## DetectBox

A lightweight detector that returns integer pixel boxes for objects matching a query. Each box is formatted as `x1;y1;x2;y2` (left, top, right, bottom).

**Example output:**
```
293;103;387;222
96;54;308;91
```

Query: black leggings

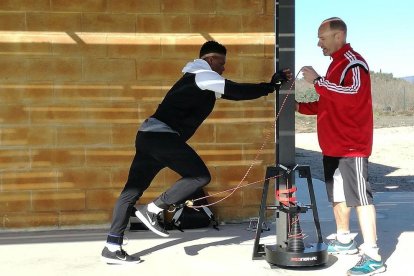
108;131;211;238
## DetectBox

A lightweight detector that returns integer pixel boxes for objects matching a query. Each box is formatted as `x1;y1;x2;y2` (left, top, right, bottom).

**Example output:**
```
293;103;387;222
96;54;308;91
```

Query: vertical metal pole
275;0;280;163
275;0;295;248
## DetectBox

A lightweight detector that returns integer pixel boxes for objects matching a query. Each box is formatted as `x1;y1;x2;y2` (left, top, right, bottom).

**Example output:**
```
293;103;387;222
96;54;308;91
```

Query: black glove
271;68;293;89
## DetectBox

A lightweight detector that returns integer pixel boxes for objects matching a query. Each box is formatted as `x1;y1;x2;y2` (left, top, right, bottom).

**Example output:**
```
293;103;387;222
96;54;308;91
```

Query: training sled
252;164;328;267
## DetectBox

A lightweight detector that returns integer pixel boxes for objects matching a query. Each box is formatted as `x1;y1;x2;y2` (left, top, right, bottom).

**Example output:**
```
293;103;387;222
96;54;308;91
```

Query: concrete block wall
0;0;277;229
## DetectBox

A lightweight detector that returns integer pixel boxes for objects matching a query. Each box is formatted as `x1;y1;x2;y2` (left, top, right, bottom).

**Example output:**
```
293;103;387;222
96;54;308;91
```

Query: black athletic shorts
323;156;373;207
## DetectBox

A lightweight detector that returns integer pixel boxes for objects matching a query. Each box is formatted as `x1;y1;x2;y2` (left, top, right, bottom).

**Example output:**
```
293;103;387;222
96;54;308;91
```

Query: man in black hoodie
101;41;291;264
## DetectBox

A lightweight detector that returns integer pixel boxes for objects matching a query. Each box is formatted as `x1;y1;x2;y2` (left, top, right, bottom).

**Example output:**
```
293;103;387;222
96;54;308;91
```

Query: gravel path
296;126;414;192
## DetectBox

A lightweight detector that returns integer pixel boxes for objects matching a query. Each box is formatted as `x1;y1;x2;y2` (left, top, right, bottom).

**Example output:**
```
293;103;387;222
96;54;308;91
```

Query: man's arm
220;80;274;100
195;69;292;101
296;101;319;115
302;65;369;107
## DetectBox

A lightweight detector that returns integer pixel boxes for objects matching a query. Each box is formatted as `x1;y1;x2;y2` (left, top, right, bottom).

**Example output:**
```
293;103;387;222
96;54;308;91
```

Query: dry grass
294;73;414;133
296;112;414;133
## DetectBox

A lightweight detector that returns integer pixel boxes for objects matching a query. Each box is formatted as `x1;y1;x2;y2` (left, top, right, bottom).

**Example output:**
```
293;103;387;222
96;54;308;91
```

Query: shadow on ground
296;147;414;192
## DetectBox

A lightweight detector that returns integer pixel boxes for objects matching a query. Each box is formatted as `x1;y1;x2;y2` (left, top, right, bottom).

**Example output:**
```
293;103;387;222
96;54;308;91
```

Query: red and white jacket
298;43;373;157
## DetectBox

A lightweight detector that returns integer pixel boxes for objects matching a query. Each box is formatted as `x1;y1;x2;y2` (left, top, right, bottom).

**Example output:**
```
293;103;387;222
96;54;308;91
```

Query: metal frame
252;165;324;259
251;0;328;267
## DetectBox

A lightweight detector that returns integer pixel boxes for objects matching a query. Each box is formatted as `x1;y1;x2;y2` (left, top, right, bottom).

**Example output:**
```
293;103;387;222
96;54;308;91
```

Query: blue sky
296;0;414;78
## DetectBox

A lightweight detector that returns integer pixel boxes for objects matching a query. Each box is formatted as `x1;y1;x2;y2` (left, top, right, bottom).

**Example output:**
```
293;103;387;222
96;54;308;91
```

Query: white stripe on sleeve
194;70;225;96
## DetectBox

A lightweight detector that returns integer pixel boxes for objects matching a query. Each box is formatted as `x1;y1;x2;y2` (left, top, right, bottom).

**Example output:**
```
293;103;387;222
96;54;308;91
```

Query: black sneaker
101;247;141;264
135;205;169;237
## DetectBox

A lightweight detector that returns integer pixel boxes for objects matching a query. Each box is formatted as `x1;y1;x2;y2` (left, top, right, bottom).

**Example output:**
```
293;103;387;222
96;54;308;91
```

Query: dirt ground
295;115;414;192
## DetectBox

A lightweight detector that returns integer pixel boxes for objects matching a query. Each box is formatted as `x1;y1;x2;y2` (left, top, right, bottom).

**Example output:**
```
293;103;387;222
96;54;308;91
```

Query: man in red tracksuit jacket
297;18;385;275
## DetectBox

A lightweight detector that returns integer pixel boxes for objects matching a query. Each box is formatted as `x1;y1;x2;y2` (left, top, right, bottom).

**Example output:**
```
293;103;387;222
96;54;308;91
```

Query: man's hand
270;68;293;91
271;68;293;86
301;66;320;84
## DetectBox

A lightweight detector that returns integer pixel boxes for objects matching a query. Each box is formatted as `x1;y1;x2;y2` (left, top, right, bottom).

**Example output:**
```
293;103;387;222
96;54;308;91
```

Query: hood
182;59;212;73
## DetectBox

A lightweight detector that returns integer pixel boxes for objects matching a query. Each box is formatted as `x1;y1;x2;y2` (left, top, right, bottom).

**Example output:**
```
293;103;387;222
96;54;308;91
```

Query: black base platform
265;242;328;267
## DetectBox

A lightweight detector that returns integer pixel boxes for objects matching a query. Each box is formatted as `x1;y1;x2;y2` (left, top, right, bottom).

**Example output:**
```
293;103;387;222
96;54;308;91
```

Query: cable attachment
277;164;298;178
168;201;188;213
275;164;299;206
168;199;199;213
276;187;297;205
185;199;194;207
185;199;200;211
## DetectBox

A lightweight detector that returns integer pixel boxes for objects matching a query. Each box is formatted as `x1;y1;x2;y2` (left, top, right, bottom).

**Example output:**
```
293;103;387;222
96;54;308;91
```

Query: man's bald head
320;17;347;36
317;17;347;56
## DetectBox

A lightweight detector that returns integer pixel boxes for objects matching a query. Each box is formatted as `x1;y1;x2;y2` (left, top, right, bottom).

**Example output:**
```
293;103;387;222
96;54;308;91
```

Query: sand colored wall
0;0;277;229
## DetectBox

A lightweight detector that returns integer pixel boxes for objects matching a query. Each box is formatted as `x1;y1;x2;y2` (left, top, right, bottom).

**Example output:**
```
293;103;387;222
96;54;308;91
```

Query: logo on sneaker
116;255;126;261
369;263;382;270
146;213;156;226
